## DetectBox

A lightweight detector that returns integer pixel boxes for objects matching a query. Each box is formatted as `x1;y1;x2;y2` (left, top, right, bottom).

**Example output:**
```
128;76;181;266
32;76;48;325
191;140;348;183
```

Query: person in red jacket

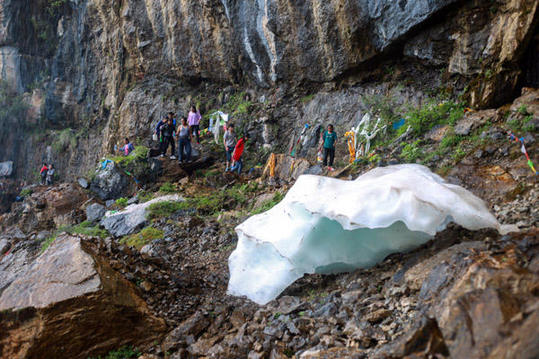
228;134;249;174
40;163;48;185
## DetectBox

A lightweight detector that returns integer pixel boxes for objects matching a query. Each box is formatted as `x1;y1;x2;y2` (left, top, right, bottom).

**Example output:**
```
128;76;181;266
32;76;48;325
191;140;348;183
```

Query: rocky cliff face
0;0;537;181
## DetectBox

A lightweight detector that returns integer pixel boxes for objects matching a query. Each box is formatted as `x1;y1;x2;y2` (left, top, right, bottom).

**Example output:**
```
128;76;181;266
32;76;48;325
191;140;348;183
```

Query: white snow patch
227;164;511;305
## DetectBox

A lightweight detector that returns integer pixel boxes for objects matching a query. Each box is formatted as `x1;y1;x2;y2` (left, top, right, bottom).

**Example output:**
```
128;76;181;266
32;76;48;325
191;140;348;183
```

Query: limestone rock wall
0;0;536;180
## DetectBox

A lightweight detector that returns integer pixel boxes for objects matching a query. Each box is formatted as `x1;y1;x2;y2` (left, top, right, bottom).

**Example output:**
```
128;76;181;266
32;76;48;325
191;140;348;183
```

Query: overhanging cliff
0;0;537;180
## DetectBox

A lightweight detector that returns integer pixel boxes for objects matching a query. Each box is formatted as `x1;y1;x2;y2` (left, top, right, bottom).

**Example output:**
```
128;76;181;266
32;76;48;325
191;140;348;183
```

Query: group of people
155;106;202;163
39;163;55;185
152;105;250;173
121;106;338;175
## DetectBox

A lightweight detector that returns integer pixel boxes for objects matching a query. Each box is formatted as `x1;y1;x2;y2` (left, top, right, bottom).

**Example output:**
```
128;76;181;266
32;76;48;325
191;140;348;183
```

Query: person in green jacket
320;124;337;169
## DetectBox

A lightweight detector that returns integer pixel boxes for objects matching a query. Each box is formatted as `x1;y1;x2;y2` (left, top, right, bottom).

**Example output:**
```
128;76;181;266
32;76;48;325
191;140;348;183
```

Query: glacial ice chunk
227;164;509;305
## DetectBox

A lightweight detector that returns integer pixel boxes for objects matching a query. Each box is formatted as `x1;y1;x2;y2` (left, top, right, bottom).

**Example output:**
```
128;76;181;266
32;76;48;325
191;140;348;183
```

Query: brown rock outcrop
1;183;88;233
0;235;166;359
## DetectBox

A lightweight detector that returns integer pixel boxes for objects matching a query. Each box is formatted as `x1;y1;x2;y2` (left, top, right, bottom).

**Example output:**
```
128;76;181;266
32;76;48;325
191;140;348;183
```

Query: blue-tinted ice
228;164;511;304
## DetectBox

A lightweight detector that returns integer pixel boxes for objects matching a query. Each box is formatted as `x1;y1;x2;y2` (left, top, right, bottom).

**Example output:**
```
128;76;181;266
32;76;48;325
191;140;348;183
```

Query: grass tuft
120;227;164;250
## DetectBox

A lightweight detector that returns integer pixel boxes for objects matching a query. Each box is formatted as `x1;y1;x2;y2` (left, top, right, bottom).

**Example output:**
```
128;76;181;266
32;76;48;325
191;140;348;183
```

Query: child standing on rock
122;137;135;156
40;163;48;185
46;164;55;185
223;124;237;171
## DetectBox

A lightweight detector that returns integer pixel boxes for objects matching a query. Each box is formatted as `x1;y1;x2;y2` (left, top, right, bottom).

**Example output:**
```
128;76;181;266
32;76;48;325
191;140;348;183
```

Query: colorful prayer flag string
508;131;537;175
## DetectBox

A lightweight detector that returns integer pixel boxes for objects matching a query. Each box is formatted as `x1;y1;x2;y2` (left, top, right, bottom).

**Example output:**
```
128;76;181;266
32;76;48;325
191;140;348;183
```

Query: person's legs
169;137;175;157
178;138;185;162
236;158;243;174
323;148;329;166
329;148;335;167
225;148;233;169
160;137;168;155
193;125;200;143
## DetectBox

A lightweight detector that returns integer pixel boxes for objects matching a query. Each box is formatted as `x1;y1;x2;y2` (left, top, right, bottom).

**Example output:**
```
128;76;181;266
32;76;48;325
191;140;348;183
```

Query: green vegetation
227;92;253;116
110;145;149;168
0;81;29;140
51;128;77;153
452;143;467;162
252;192;284;215
203;169;221;178
147;200;189;220
88;346;141;359
40;235;56;252
159;182;176;193
148;183;264;219
120;227;164;250
508;114;535;133
362;94;401;134
115;197;128;208
440;133;463;150
404;101;464;136
400;140;423;162
40;222;109;253
19;188;33;197
47;0;68;16
359;94;469;165
64;221;109;238
138;190;154;203
517;105;528;115
301;94;315;104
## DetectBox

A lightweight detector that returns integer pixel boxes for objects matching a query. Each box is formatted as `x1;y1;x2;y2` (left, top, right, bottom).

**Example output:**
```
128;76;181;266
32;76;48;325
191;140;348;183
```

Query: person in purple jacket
187;105;202;144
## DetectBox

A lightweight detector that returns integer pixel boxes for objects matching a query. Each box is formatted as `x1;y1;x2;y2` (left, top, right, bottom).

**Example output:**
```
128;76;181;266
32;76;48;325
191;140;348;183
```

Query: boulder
0;161;13;177
416;230;539;359
374;315;449;358
454;110;494;136
101;194;183;237
262;154;312;182
0;240;39;300
89;161;132;201
425;124;451;142
77;178;89;189
0;235;166;359
85;203;106;223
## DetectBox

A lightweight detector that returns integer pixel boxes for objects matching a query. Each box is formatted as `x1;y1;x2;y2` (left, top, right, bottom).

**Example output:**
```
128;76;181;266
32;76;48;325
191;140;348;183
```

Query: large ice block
227;164;510;305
